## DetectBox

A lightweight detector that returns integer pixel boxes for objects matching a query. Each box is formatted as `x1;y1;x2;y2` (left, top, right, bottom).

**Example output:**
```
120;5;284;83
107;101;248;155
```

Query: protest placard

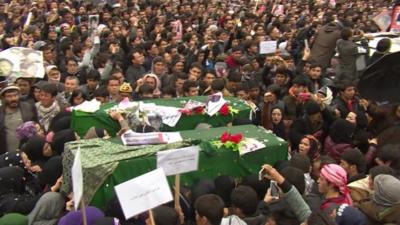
0;47;44;78
157;146;200;176
157;145;199;209
259;41;277;54
72;147;83;211
114;168;173;219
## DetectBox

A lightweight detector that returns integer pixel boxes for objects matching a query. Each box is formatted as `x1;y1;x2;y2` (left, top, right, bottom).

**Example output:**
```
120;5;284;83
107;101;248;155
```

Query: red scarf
346;100;353;112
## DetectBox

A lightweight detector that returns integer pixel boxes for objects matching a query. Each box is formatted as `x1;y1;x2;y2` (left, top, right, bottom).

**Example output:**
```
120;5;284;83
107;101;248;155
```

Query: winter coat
335;39;358;82
323;136;352;162
310;22;342;68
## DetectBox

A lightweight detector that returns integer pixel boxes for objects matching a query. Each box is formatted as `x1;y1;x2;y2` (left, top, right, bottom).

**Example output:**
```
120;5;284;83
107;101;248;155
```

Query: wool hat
318;86;333;105
335;204;368;225
372;174;400;207
0;84;19;96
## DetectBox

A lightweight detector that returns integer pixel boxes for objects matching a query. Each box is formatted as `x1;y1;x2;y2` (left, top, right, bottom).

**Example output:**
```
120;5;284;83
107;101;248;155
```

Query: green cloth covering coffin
71;96;252;137
61;125;288;208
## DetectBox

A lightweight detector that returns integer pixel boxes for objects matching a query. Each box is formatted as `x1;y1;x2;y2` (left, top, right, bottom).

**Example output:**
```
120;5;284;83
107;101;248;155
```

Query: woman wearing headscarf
266;106;287;140
47;112;72;134
51;129;78;155
323;119;355;162
298;135;321;162
0;151;26;169
58;206;105;225
358;174;400;224
28;192;65;225
21;136;52;168
0;151;42;195
37;156;63;192
0;167;41;216
0;213;28;225
318;164;352;211
16;121;45;148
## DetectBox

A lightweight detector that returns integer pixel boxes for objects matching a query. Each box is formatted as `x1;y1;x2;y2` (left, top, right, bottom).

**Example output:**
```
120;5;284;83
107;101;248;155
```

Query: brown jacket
358;201;400;225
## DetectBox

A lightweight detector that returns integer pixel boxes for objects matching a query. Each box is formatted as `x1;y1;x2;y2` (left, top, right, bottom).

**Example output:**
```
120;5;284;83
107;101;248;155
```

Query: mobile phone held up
270;181;279;199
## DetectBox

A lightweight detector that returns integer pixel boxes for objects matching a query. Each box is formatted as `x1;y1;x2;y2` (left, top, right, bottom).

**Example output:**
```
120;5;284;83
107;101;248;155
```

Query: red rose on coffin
219;103;229;116
229;133;243;144
220;131;231;143
193;106;204;114
179;108;192;116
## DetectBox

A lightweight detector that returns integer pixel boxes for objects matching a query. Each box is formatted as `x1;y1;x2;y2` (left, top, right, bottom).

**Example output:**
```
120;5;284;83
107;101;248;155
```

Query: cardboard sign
259;41;277;54
0;47;44;78
72;147;83;210
373;9;392;31
88;15;99;31
391;6;400;32
157;146;200;176
115;168;173;219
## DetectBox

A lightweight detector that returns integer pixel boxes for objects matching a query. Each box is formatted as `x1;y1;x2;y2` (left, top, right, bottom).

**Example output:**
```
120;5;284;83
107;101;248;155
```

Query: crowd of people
0;0;400;224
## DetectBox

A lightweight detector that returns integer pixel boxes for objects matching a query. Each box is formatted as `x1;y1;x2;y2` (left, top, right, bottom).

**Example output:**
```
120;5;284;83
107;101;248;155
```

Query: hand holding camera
259;164;285;184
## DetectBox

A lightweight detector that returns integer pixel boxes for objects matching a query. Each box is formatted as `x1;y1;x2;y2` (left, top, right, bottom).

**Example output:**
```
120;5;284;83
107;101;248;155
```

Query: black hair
241;174;269;201
69;89;88;106
161;86;176;97
230;185;258;217
183;80;198;94
235;83;249;93
377;144;400;165
369;165;394;180
211;78;226;92
280;166;306;195
138;83;155;95
214;175;235;206
318;155;336;169
340;27;353;40
247;80;259;89
336;80;357;92
376;38;391;53
174;72;189;81
153;206;180;225
93;85;108;98
290;154;311;174
194;194;224;225
106;77;120;85
85;69;101;81
190;62;203;71
340;148;366;174
40;83;58;96
143;40;155;52
309;64;323;70
228;70;242;82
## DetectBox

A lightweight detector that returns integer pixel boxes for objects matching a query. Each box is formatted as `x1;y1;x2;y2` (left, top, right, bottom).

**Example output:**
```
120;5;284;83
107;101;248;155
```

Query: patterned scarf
35;101;60;132
320;164;353;206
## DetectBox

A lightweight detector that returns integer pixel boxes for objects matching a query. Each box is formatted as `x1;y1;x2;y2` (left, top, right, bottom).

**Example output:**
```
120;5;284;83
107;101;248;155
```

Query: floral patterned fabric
61;138;191;204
